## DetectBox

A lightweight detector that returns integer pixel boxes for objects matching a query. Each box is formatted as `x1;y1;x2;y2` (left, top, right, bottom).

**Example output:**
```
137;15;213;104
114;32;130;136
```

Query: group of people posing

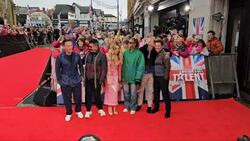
53;26;224;122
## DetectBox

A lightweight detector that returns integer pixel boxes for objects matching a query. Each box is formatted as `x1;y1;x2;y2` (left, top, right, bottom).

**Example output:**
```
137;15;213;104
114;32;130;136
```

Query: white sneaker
76;112;84;119
123;108;129;113
85;111;92;118
98;109;106;117
130;110;136;115
65;115;72;122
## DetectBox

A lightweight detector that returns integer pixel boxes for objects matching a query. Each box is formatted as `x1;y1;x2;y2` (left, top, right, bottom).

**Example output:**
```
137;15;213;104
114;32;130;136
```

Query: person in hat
122;38;145;115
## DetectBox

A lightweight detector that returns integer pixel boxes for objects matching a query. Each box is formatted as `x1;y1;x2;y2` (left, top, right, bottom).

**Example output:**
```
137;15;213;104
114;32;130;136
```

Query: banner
169;55;209;100
193;17;205;38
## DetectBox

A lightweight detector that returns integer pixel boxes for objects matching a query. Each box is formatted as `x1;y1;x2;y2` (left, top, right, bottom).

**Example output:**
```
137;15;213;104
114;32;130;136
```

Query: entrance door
225;0;241;53
237;0;250;98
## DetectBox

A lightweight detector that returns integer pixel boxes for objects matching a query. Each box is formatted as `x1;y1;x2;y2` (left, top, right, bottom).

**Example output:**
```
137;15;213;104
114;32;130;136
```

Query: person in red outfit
187;35;203;55
74;37;90;59
51;41;62;91
171;37;189;58
206;30;224;55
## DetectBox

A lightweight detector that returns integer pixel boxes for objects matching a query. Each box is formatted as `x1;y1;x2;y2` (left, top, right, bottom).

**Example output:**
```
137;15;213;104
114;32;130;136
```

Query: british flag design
169;55;209;100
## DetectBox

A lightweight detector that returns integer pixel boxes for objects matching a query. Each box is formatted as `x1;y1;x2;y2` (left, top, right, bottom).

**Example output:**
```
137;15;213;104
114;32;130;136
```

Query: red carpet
0;99;249;141
0;49;249;140
0;48;51;107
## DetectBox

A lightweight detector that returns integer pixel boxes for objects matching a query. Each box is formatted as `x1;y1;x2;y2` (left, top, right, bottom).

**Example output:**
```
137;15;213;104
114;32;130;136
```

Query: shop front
225;0;250;101
156;0;189;35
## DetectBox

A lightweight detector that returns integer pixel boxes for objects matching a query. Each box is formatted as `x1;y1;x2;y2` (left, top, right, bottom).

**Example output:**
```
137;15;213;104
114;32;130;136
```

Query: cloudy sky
13;0;127;20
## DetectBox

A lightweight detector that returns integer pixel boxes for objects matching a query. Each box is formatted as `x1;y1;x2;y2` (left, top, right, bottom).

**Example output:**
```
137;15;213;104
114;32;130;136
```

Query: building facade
0;0;16;25
127;0;250;101
187;0;229;46
233;0;250;101
16;6;52;27
127;0;136;34
104;14;117;30
29;12;52;27
53;3;104;29
52;4;76;27
128;0;229;46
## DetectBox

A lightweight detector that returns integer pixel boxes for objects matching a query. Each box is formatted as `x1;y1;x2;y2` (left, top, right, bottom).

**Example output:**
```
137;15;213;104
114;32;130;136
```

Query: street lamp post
148;5;154;12
213;12;224;40
4;0;8;25
117;0;119;30
147;5;154;33
184;5;191;12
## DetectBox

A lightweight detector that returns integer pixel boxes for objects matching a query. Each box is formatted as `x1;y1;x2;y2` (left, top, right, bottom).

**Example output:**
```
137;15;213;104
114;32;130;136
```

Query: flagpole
26;5;30;27
57;12;61;35
117;0;119;30
4;0;7;25
90;0;94;33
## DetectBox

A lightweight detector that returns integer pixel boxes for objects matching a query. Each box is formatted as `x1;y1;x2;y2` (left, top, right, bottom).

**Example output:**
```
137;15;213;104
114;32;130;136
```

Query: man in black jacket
56;39;83;122
84;39;107;118
153;38;171;118
137;36;157;113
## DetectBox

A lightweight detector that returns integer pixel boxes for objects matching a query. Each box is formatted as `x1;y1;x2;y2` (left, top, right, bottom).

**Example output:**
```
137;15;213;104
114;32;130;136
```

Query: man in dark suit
56;39;83;122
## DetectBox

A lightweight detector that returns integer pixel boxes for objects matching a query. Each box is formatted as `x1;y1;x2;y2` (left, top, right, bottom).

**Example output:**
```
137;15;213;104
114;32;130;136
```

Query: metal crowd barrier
206;54;240;99
0;35;33;58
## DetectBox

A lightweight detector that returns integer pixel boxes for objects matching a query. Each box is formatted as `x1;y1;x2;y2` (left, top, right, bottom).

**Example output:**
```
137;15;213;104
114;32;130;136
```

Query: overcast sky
13;0;127;20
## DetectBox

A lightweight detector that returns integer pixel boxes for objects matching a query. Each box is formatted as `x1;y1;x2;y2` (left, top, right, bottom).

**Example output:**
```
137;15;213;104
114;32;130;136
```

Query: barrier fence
0;35;32;58
206;54;240;99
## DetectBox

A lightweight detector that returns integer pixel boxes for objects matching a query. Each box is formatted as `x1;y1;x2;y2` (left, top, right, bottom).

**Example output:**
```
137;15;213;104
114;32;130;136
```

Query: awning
151;0;161;4
157;0;187;11
133;1;145;16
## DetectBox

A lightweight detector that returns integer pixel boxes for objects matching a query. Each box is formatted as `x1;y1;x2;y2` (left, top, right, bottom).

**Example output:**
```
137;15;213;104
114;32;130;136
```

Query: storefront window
158;2;189;36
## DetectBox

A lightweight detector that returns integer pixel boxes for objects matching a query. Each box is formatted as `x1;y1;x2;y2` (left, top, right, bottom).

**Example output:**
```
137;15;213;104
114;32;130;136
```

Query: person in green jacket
122;38;145;115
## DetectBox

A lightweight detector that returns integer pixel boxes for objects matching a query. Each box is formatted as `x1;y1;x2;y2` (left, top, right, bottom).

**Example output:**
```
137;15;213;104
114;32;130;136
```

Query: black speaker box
33;86;56;106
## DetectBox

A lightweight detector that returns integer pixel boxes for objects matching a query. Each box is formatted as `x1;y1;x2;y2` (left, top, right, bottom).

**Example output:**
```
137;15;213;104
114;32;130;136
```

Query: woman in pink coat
104;44;123;115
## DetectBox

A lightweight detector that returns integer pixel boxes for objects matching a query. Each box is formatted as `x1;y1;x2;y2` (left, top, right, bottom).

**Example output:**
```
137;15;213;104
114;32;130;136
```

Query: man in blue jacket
56;39;83;122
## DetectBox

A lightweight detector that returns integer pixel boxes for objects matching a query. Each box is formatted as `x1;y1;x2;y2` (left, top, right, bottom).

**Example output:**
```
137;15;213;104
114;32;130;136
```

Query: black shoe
165;113;170;118
147;107;152;113
136;105;142;111
151;108;159;113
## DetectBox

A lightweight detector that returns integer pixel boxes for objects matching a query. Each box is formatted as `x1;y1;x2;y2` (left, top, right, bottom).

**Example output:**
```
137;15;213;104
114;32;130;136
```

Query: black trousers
153;76;171;114
85;79;103;111
61;83;82;115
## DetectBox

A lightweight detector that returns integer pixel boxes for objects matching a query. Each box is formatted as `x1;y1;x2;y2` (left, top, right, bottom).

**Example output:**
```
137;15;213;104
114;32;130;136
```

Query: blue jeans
123;82;137;111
